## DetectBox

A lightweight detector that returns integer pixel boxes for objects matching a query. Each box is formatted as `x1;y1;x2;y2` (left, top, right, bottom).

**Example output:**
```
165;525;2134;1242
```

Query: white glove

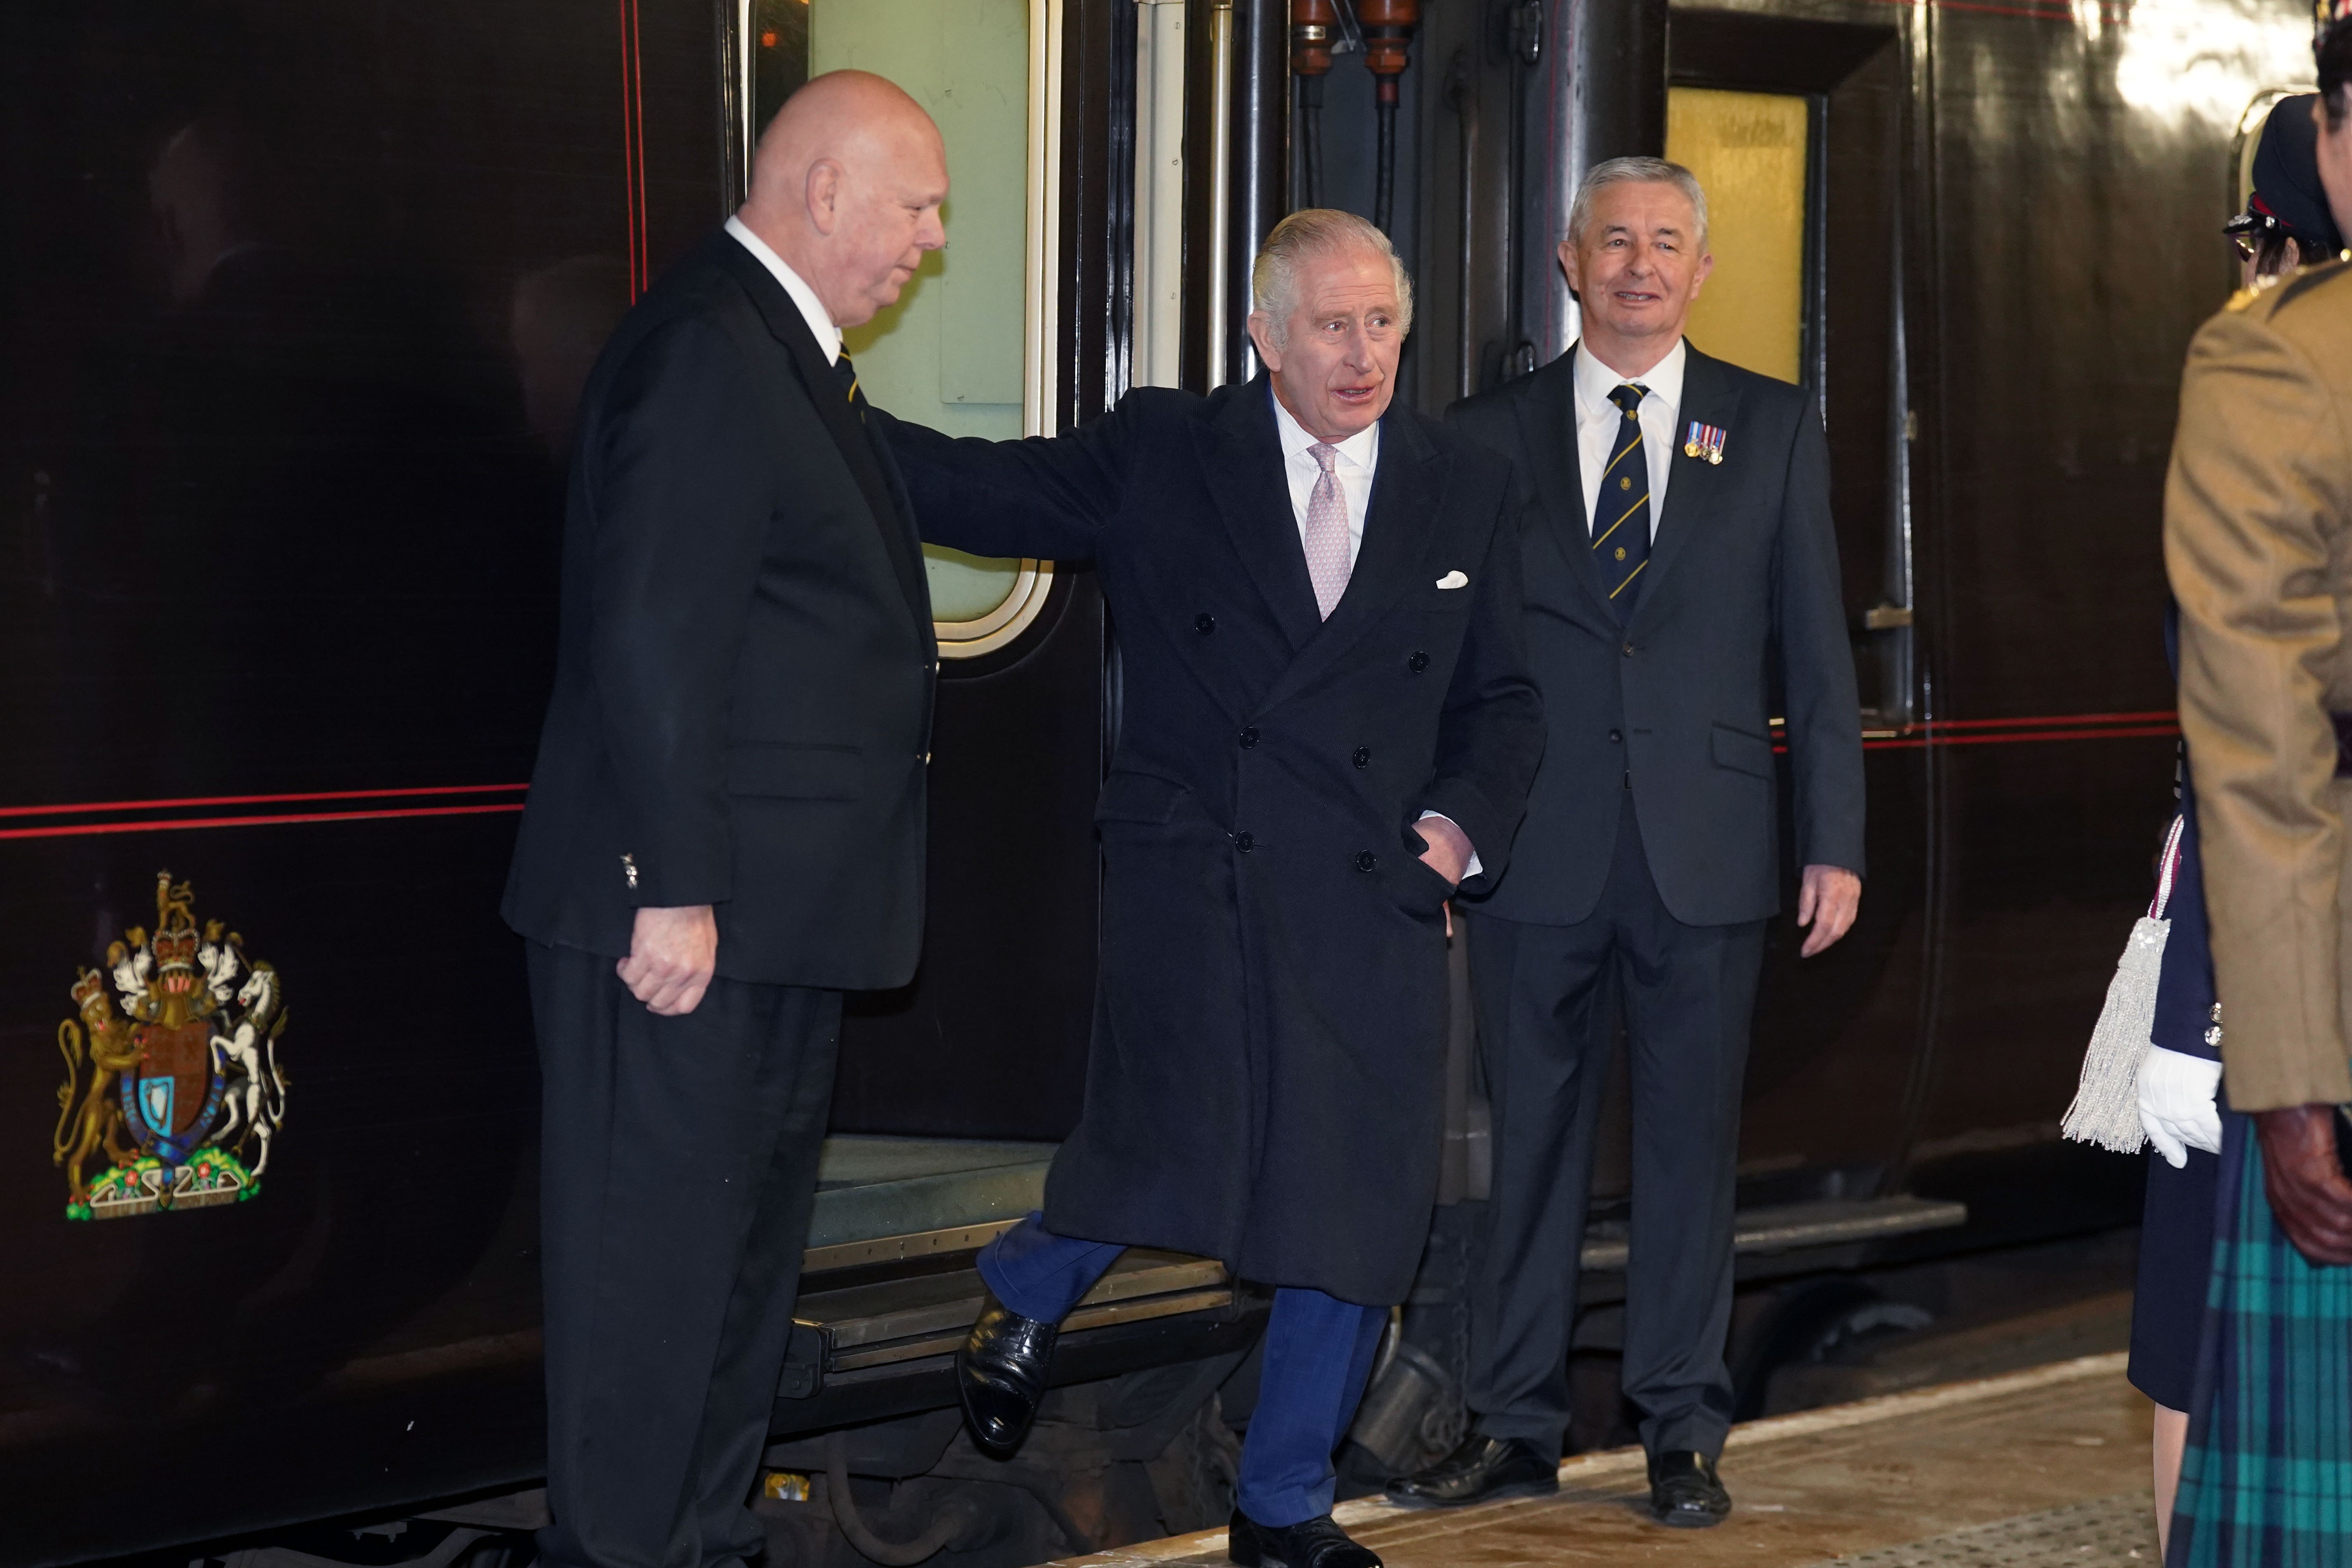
2138;1045;2224;1168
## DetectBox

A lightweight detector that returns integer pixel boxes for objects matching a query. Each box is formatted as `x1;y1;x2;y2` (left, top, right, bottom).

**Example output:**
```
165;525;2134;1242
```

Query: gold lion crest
52;871;289;1220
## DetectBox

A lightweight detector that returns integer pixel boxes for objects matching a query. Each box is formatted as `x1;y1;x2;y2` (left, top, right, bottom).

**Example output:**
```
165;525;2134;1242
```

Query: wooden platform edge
1050;1349;2134;1565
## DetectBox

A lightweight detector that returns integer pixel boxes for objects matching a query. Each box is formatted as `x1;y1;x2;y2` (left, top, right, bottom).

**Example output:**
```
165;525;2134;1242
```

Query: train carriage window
1667;87;1812;386
750;0;1056;657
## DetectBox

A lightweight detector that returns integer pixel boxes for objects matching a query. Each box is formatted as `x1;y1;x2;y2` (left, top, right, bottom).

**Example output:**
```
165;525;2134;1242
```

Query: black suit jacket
1448;344;1863;926
874;379;1543;1304
502;230;935;988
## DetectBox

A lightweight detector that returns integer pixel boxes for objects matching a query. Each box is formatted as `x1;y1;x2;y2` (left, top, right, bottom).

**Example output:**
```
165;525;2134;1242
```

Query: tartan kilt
2169;1109;2352;1566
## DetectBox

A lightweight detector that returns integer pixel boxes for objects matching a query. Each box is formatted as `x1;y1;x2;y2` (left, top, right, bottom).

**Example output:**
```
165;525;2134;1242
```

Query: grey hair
1250;208;1415;347
1566;157;1709;251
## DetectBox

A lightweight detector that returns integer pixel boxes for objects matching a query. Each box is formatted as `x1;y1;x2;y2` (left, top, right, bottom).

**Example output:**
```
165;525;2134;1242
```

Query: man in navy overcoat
873;209;1542;1568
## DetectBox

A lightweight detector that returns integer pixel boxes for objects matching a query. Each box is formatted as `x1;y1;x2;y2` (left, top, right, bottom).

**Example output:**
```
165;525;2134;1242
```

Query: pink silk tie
1303;443;1353;620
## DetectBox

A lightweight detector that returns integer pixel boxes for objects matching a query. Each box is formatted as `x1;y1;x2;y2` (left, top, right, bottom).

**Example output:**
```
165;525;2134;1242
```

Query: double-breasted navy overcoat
875;377;1544;1304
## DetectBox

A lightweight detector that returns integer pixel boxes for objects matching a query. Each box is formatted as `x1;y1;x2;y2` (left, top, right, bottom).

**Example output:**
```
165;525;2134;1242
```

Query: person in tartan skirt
2163;12;2352;1561
2130;97;2351;1559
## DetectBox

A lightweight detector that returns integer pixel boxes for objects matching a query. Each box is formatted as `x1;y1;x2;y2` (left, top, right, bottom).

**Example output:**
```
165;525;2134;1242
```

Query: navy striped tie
1596;383;1652;617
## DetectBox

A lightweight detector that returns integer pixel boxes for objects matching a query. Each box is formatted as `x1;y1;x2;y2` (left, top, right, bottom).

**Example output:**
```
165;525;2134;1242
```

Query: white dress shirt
725;215;842;365
1573;337;1686;541
1272;386;1379;568
1266;386;1479;878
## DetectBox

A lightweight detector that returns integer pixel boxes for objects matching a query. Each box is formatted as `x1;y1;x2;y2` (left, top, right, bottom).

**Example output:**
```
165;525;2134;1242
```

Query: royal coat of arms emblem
51;871;288;1220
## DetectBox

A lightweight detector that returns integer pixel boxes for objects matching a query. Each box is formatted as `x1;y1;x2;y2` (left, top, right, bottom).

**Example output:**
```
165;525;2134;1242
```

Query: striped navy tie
1596;382;1652;617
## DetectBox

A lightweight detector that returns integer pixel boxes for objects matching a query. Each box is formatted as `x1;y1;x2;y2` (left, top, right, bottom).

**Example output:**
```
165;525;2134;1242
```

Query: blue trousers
978;1214;1387;1527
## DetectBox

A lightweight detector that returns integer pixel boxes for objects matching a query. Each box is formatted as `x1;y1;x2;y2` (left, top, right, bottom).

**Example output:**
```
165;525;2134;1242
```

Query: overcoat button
1195;612;1216;634
1236;832;1255;853
1621;643;1635;657
1239;726;1260;748
1352;747;1371;768
1409;651;1430;672
1355;850;1377;871
1608;729;1622;744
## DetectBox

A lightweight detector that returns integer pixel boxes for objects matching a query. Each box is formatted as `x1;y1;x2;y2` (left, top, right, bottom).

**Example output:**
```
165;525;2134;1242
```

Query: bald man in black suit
502;74;946;1568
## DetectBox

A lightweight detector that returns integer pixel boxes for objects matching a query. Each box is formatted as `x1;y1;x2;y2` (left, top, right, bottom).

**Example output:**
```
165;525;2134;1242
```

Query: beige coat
2168;258;2352;1111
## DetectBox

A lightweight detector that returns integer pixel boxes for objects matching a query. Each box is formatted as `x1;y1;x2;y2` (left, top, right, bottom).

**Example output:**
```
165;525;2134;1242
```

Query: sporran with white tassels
2061;813;2187;1154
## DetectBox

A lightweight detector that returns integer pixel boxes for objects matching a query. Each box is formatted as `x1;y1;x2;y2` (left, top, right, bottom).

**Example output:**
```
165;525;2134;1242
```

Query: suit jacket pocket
1381;825;1458;918
1709;723;1776;780
727;743;864;800
1095;770;1192;825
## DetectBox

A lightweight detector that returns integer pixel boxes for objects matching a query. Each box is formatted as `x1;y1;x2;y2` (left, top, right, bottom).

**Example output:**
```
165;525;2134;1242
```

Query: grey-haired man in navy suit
1391;158;1866;1525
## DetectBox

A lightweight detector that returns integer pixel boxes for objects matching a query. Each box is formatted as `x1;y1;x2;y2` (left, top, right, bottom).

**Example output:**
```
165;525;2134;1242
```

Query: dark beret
2251;93;2346;258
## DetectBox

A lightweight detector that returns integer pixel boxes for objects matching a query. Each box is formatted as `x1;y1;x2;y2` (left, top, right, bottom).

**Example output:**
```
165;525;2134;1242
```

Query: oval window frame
936;0;1064;658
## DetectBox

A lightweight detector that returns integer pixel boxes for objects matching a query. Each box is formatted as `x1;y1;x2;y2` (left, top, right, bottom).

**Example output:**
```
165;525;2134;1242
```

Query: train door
1659;12;1937;1211
738;0;1109;1142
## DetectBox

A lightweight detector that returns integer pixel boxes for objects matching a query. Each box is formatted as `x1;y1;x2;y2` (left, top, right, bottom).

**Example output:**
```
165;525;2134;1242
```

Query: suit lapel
1262;406;1450;710
1192;378;1323;652
710;234;933;638
1513;354;1620;623
1632;346;1746;622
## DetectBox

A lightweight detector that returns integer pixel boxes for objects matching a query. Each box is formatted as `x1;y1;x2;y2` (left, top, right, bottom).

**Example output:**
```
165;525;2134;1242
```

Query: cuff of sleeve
621;839;733;909
1413;781;1502;884
1797;836;1868;883
2221;1048;2352;1113
1416;810;1482;880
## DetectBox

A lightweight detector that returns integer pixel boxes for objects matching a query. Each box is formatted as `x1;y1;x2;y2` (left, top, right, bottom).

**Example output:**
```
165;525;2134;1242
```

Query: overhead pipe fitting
1358;0;1419;234
1290;0;1339;208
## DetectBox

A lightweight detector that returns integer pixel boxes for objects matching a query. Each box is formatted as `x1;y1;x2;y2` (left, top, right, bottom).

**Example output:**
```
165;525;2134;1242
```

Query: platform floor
1056;1351;2159;1567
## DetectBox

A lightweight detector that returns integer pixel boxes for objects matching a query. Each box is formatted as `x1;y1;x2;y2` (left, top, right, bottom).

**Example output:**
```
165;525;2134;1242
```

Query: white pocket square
1436;570;1469;590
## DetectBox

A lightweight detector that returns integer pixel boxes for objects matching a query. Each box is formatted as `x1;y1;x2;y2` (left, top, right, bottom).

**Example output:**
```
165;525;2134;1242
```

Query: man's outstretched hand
1796;865;1862;957
2254;1103;2352;1265
619;904;718;1016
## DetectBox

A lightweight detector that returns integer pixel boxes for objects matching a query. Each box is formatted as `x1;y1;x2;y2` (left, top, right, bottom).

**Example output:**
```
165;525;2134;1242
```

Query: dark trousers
1463;805;1764;1460
978;1215;1388;1526
526;940;841;1568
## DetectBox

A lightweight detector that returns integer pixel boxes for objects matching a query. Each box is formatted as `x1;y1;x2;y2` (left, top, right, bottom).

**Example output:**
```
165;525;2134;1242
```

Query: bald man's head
739;70;947;330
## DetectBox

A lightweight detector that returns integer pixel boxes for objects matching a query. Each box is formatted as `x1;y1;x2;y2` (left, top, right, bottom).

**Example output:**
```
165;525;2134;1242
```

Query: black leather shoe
955;1291;1059;1456
1384;1434;1559;1508
1648;1450;1731;1527
1226;1510;1380;1568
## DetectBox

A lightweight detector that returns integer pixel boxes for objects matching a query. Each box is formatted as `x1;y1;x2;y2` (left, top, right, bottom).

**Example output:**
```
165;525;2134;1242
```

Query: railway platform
1051;1351;2158;1568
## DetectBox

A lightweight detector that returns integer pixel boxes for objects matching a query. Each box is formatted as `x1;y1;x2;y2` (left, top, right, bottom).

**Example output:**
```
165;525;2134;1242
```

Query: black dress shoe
1226;1510;1380;1568
1648;1449;1731;1527
955;1291;1059;1456
1384;1434;1559;1508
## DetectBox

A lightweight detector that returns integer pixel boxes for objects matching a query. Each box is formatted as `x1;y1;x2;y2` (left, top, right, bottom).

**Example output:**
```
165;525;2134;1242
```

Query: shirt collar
1573;336;1687;417
724;215;842;365
1269;380;1381;472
